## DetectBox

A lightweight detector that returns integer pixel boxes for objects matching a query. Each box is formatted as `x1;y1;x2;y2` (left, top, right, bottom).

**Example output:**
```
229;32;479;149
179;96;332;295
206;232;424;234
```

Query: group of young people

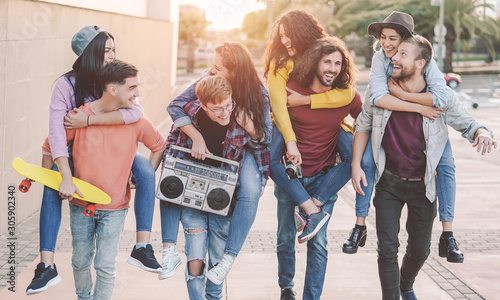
25;9;496;300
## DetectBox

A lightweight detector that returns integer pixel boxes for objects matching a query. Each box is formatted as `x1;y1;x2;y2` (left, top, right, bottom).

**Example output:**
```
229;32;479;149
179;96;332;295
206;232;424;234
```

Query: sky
180;0;266;31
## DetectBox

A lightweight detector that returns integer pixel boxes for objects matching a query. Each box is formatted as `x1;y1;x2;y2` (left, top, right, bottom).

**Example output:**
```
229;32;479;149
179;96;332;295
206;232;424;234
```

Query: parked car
444;73;462;89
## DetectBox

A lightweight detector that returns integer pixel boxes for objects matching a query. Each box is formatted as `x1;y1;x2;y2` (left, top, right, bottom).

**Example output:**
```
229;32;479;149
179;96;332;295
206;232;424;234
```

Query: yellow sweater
267;59;356;143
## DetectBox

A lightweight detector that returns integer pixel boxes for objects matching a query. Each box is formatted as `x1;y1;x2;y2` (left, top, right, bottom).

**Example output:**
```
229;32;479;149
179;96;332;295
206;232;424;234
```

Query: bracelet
87;115;90;127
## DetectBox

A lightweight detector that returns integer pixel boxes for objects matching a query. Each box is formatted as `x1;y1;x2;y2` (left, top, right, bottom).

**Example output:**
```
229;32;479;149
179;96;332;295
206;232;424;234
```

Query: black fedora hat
368;11;414;39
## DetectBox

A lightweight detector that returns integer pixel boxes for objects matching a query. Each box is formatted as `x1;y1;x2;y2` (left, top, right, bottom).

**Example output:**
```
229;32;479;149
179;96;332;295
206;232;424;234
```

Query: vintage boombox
156;145;240;216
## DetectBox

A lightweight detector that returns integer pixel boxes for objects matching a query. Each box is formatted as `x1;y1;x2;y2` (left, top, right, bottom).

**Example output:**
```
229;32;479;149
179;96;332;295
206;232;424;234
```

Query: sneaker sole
206;270;224;285
127;256;162;273
158;260;182;280
298;213;330;244
294;212;306;232
26;275;62;295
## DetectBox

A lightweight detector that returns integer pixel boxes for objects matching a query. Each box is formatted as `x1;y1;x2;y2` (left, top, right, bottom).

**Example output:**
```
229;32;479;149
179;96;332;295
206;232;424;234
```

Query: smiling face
103;38;116;65
380;27;403;59
112;76;140;109
279;24;297;57
316;51;343;88
201;96;233;126
391;42;421;81
211;53;233;80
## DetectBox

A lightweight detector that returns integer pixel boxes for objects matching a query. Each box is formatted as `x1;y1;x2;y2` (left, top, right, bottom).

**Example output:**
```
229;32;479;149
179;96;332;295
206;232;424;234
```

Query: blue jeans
160;151;261;258
131;152;156;232
69;204;127;300
336;130;376;217
180;207;230;300
39;152;155;252
269;126;351;206
275;184;337;300
436;140;456;222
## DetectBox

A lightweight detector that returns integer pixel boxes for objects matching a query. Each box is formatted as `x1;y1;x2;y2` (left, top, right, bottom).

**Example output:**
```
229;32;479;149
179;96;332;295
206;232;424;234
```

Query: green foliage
242;10;269;39
178;8;210;42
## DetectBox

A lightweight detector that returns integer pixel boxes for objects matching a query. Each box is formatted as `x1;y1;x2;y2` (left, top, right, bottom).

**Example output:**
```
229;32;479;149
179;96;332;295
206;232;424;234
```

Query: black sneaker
280;288;297;300
127;244;162;273
26;262;61;295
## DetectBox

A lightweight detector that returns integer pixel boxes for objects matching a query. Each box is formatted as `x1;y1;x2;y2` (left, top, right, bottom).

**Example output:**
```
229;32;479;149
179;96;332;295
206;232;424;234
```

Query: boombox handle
170;145;240;172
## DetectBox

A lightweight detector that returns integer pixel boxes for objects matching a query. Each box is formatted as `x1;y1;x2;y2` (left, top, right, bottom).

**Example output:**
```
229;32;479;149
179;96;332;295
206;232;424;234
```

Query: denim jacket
369;49;448;108
357;87;494;202
166;70;273;146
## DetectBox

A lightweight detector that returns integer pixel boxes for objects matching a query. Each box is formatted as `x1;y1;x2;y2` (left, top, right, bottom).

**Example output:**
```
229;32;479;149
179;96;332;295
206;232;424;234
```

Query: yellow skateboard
12;157;111;217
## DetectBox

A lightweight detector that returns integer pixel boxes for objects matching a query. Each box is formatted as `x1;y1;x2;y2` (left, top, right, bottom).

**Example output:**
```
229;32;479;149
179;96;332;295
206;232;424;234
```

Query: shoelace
162;250;178;269
34;265;50;278
144;248;156;259
447;237;460;250
211;257;233;277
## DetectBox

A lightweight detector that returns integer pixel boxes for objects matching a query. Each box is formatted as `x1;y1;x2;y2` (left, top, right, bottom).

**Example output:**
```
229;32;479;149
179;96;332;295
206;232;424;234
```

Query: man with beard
273;36;362;300
351;35;496;300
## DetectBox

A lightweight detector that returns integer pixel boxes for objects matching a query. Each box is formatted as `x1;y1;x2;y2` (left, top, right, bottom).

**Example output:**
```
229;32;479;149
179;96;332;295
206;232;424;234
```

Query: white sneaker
206;254;234;285
158;246;181;280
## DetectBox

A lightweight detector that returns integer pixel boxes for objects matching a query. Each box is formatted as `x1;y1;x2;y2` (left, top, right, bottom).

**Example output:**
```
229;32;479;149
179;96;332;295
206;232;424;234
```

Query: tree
242;10;269;39
330;0;500;72
330;0;409;67
440;0;500;72
179;6;210;73
241;0;290;40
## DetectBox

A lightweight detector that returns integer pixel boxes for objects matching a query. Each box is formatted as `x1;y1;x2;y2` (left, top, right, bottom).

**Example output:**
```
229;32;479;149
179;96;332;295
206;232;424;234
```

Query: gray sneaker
158;246;181;280
297;208;330;244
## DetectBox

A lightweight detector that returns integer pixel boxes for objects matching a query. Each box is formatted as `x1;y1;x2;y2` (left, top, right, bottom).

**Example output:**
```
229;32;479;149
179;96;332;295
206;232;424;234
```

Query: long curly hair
291;36;358;89
214;42;267;141
263;10;327;80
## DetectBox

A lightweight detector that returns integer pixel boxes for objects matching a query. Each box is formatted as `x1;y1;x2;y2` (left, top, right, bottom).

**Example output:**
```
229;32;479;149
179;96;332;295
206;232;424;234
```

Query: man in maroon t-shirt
352;35;496;300
274;36;362;299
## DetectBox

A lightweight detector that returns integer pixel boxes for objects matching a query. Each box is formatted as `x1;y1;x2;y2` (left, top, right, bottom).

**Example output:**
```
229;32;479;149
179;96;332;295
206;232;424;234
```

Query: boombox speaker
156;145;239;216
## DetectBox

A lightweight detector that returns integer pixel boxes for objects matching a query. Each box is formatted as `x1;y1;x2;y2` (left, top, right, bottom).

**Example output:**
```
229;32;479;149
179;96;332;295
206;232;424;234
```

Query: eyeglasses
206;100;236;116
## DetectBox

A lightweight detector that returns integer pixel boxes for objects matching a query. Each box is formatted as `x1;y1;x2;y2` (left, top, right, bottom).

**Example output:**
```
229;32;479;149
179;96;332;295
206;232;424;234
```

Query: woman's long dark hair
64;31;114;107
215;42;267;141
263;10;327;80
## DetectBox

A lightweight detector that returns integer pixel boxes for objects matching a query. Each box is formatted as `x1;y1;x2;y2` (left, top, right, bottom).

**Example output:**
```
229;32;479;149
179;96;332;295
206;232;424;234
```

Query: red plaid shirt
164;100;270;187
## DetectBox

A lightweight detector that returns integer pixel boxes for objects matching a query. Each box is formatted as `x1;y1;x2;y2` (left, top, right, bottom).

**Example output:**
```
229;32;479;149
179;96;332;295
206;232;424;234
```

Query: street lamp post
431;0;446;71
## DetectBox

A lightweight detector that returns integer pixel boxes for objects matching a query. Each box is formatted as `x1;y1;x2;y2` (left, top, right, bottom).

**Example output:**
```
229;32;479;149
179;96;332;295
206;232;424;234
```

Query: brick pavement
1;187;498;299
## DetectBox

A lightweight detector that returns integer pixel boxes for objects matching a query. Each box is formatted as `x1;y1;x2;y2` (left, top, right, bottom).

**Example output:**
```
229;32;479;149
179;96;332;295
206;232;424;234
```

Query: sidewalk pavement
1;70;499;299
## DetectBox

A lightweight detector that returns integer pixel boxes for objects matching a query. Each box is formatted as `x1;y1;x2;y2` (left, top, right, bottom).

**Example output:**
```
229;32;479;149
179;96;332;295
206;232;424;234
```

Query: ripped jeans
180;207;231;300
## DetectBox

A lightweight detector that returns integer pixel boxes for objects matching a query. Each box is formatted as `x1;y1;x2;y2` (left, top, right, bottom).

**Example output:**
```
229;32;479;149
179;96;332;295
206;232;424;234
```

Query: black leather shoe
439;235;464;263
280;288;296;300
342;226;367;254
401;289;417;300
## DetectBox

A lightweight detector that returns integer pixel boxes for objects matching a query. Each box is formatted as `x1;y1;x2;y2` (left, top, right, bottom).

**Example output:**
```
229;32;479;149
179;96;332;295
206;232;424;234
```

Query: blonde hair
195;75;232;105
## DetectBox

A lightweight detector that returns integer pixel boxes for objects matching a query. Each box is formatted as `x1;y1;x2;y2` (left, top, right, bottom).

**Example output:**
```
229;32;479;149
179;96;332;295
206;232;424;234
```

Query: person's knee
187;259;205;277
132;156;155;181
360;151;376;171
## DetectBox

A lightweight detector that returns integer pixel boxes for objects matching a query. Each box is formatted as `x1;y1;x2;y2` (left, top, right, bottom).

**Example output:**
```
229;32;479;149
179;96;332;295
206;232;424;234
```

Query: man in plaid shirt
158;75;270;299
164;94;270;184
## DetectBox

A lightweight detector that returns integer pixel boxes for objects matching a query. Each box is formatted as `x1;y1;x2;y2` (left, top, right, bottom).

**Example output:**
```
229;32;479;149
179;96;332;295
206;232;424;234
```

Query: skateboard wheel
84;204;96;217
19;179;32;193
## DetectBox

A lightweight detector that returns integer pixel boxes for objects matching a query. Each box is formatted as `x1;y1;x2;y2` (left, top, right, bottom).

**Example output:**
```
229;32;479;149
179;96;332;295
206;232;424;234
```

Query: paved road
1;70;499;299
